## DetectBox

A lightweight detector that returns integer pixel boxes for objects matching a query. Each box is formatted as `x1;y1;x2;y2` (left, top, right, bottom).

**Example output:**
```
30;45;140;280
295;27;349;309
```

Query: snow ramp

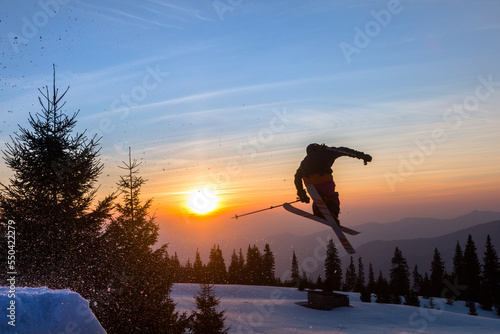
0;286;106;333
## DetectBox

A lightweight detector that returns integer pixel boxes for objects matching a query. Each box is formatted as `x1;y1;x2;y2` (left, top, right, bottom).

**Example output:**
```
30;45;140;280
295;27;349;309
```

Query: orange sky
2;0;500;265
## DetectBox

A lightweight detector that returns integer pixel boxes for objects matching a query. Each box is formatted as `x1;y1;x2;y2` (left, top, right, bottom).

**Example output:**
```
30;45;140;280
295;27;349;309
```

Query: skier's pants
303;174;340;223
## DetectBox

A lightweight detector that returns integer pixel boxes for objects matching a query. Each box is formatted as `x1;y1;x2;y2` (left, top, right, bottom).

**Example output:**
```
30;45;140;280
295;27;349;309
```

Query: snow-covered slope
172;283;499;333
0;287;106;334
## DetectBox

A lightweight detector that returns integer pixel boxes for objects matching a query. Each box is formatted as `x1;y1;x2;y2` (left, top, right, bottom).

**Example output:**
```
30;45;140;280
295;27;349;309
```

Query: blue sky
1;0;500;246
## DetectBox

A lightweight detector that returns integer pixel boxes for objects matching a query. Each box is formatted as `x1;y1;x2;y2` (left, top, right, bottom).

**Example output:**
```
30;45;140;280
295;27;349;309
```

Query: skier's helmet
306;143;325;155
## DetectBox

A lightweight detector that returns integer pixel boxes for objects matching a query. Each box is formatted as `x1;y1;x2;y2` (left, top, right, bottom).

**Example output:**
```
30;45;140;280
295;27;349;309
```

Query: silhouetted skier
294;143;372;224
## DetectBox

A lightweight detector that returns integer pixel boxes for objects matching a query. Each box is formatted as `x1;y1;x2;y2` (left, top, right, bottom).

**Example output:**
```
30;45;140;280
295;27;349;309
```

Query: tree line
294;236;499;316
168;243;277;286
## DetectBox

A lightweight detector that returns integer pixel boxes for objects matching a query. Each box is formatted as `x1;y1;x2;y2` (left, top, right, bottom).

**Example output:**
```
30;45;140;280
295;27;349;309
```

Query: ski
305;184;357;254
282;203;360;235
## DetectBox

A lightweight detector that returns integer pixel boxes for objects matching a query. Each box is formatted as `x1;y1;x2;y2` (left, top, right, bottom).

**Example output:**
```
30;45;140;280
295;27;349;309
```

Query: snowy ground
172;283;500;334
0;286;106;334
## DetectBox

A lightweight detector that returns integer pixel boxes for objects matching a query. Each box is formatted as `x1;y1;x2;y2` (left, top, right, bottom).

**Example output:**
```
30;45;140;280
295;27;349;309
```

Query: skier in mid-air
294;143;372;225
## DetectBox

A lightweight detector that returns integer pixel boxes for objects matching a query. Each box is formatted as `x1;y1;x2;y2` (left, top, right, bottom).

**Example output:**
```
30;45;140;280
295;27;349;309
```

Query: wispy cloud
133;76;332;108
75;0;212;29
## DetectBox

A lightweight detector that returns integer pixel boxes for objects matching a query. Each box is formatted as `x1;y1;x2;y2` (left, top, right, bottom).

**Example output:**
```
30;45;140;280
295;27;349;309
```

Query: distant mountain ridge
348;210;500;246
345;219;500;279
265;210;500;280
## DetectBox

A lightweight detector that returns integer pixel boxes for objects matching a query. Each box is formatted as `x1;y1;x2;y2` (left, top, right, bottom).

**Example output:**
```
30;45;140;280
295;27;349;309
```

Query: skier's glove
363;154;372;165
297;189;310;203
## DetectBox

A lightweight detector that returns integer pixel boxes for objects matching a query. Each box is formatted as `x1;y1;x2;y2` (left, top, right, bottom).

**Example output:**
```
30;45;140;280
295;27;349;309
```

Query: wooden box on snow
307;290;349;310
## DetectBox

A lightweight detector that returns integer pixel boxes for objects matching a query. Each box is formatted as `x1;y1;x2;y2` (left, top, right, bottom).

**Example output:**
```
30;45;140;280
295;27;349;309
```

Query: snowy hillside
0;287;106;334
172;283;499;333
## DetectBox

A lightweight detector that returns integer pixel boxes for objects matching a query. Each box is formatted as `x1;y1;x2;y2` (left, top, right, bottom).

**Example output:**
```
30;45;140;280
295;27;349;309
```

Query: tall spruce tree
290;251;300;286
375;271;390;304
480;235;500;310
344;256;357;292
412;265;423;295
356;257;366;292
0;67;113;290
246;244;263;285
430;248;445;297
262;243;276;285
97;149;186;333
171;252;182;282
228;249;241;284
238;248;245;281
389;247;410;299
193;249;205;283
367;263;376;293
421;272;432;299
207;244;227;284
184;259;195;283
324;239;342;292
462;235;481;302
452;241;464;282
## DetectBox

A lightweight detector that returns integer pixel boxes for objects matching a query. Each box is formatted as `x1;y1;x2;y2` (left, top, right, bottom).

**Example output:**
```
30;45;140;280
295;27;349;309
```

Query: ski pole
232;199;300;220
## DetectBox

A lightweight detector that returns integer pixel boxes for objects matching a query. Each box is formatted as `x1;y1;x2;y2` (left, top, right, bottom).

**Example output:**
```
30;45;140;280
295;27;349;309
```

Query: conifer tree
98;149;186;333
462;235;481;302
412;265;423;295
0;67;114;290
290;251;300;286
246;245;263;285
193;249;205;283
421;273;432;299
238;248;245;282
404;290;420;307
207;244;227;284
262;243;276;285
344;256;357;292
315;275;323;290
375;271;390;304
452;241;464;283
468;301;478;316
359;286;372;303
389;247;410;299
356;257;366;292
430;248;445;297
190;284;229;334
324;239;342;292
427;297;436;309
228;249;241;284
184;259;194;283
367;263;376;293
480;235;500;310
170;252;182;282
299;270;309;291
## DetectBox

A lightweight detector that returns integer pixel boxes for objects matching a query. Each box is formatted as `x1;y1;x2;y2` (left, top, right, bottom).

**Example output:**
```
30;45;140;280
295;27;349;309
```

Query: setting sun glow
186;187;219;215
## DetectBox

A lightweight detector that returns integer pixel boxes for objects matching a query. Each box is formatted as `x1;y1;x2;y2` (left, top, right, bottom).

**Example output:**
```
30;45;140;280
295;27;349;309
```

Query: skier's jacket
294;144;367;191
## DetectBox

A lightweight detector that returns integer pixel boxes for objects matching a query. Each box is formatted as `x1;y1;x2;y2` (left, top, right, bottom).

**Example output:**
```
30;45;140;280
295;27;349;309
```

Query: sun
186;186;219;215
